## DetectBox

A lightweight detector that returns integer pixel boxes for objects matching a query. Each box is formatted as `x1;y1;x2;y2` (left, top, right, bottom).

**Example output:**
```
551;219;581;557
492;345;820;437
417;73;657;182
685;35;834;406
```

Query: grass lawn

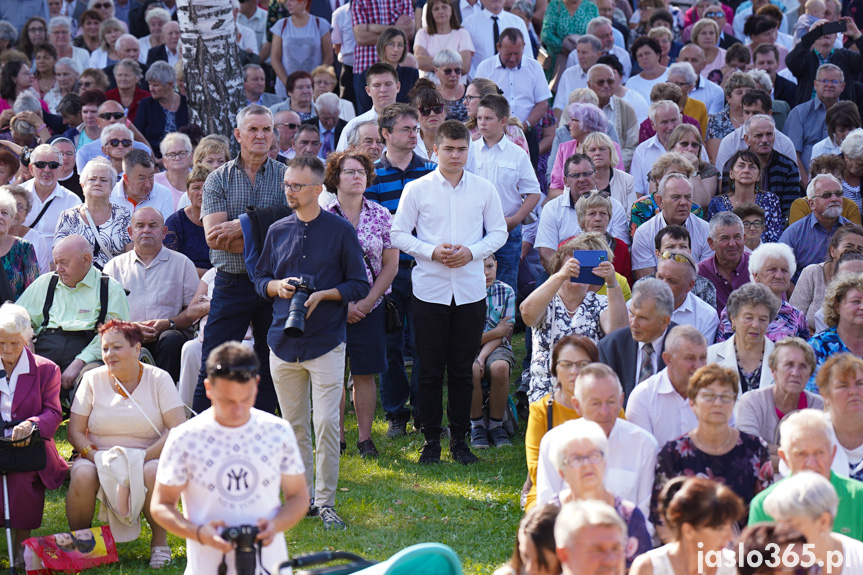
17;334;529;575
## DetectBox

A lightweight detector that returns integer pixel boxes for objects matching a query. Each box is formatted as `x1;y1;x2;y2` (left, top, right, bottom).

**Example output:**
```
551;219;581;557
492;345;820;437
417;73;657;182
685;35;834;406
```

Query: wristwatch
168;318;176;331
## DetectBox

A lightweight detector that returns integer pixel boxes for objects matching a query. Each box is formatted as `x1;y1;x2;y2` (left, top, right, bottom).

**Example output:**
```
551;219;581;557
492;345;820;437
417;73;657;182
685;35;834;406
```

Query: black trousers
412;296;486;442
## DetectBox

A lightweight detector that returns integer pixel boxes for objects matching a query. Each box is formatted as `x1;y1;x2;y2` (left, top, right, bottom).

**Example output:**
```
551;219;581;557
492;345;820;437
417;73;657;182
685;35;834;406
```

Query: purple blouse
715;300;810;343
325;197;393;309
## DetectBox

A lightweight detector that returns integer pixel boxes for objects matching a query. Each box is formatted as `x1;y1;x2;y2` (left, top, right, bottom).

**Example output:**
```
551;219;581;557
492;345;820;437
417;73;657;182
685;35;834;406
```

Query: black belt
399;260;416;269
41;328;95;337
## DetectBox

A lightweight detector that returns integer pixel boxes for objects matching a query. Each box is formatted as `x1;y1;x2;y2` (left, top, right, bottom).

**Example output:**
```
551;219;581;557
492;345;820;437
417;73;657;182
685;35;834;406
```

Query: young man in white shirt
392;120;508;465
151;342;309;575
471;94;540;293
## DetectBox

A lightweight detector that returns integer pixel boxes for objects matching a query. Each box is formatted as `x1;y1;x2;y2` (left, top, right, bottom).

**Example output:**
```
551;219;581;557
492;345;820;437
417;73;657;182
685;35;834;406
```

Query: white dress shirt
336;108;377;151
391;168;508;305
238;6;268;51
536;418;658;518
672;292;719;344
631;135;708;197
714;126;796;173
632;212;714;271
22;180;82;247
459;0;483;20
474;55;551;122
690;76;726;115
534;191;629;250
331;2;356;67
553;60;590;113
462;8;532;78
470;135;539;217
0;351;29;428
110;180;175;222
626;368;698;449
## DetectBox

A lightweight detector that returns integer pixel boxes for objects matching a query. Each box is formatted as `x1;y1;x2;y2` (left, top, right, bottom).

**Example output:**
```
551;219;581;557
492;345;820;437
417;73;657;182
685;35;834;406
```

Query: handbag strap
82;206;112;261
112;369;163;438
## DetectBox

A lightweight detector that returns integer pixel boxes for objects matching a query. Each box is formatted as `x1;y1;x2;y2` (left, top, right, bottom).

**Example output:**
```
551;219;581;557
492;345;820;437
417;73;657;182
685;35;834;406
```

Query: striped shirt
350;0;413;72
758;151;802;218
486;280;516;349
201;155;287;274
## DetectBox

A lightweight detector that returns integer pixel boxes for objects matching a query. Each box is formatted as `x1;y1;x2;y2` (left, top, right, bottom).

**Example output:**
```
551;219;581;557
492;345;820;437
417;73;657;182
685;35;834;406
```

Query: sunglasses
419;104;445;116
108;139;132;148
440;67;462;75
275;122;299;130
704;11;723;17
209;362;259;381
32;161;60;169
92;2;111;8
660;250;696;270
99;112;124;120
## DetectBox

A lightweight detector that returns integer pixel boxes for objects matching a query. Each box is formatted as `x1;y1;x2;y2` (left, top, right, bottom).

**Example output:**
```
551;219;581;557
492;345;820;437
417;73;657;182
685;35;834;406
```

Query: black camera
284;276;316;338
221;525;260;575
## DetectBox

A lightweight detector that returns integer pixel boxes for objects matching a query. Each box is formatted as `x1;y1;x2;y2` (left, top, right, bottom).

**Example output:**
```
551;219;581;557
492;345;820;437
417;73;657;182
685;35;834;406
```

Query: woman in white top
137;8;170;64
763;471;863;574
43;57;81;115
88;18;125;70
270;0;333;99
692;18;725;78
630;476;742;575
413;0;473;84
811;102;860;167
579;131;636;211
154;132;192;210
626;37;669;104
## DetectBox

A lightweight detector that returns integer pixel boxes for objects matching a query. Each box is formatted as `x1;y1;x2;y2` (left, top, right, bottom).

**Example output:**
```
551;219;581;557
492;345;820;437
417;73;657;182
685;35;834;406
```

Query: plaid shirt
350;0;413;72
485;280;516;349
201;155;287;274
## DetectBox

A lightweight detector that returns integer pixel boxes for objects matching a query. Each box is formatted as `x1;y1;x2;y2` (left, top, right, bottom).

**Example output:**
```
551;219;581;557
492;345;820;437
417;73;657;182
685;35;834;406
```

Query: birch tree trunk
175;0;244;151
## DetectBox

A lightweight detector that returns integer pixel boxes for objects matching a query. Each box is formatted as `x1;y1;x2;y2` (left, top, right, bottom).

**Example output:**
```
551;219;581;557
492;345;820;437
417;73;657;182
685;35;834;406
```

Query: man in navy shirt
255;155;368;531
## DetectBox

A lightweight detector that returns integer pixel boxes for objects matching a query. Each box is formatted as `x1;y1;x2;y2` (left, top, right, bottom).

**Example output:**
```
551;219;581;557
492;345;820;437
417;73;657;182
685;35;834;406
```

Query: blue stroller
279;543;462;575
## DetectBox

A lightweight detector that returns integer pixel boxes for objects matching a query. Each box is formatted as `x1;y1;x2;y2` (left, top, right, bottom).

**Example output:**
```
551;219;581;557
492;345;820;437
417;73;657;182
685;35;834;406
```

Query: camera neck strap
217;541;270;575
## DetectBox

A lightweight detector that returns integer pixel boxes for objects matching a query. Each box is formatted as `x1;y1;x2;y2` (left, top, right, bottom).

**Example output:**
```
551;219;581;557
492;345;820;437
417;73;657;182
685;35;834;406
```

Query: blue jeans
495;225;521;294
193;271;278;414
379;266;419;422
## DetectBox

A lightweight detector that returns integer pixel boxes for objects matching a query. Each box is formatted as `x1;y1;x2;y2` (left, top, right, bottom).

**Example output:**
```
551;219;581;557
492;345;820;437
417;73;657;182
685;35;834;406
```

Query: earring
730;179;735;194
754;180;759;192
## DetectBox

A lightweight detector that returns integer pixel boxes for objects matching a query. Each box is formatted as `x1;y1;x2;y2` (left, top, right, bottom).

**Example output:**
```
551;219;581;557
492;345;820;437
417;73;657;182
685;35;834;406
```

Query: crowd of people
4;0;863;572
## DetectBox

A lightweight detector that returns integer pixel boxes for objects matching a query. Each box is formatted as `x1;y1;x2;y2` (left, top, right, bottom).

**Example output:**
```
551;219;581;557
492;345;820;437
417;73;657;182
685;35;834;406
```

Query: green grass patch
13;335;529;574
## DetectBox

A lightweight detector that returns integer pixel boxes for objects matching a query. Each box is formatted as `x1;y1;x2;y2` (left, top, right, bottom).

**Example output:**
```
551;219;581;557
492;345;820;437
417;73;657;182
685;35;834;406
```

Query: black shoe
419;439;441;464
357;438;379;458
307;498;319;517
340;441;346;454
385;419;407;439
450;439;479;465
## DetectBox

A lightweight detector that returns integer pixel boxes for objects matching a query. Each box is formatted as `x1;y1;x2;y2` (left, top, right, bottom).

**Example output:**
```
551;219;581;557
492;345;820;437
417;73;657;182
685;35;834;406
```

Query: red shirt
105;86;151;123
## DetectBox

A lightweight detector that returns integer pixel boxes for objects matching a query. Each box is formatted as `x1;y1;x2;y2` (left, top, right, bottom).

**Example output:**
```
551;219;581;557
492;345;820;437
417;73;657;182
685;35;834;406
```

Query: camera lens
284;289;310;338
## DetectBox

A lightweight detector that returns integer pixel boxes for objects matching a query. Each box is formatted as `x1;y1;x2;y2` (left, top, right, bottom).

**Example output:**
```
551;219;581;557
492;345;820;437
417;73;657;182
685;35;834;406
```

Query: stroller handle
279;551;371;568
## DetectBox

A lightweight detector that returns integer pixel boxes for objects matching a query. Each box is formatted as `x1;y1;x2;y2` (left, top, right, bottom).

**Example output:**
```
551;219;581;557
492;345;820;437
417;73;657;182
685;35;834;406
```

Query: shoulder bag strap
96;274;110;328
82;206;112;261
41;274;60;329
546;394;555;432
29;197;56;229
111;371;163;438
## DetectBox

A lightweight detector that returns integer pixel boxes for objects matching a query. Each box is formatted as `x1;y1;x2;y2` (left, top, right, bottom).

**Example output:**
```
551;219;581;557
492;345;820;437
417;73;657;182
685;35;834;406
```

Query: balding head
97;100;125;128
53;235;93;287
129;207;167;255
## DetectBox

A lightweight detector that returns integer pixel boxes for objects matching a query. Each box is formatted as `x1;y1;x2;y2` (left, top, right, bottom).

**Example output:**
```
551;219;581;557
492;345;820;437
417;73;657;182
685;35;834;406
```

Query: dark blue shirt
254;209;369;362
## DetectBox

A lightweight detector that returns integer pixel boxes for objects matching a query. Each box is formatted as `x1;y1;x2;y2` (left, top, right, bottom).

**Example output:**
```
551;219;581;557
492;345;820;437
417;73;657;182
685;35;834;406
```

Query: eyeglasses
99;112;124;120
556;359;591;371
565;170;595;180
817;78;842;86
210;362;258;381
92;2;111;8
816;190;844;199
385;42;405;49
31;161;60;169
676;141;700;149
165;150;189;160
440;67;462;75
463;94;481;103
284;182;319;192
341;168;365;177
393;125;420;134
563;451;604;468
704;11;724;17
660;251;696;270
79;81;94;89
697;390;736;404
419;104;445;116
742;219;764;229
275;122;299;130
107;139;132;148
669;80;692;88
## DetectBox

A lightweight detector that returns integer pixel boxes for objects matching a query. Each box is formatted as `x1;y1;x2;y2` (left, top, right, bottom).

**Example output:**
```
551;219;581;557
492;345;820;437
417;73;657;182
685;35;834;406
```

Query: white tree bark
175;0;245;149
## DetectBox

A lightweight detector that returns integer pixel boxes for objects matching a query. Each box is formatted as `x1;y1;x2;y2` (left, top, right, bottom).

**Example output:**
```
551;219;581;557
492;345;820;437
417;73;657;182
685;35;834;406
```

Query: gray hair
709;211;744;239
99;123;133;147
159;131;193;156
48;16;72;33
554;500;627;550
13;93;42;116
743;113;775;137
841;128;863;161
747;69;773;93
587;63;615;82
347;120;379;146
31;144;62;164
80;156;117;186
0;303;33;342
115;58;143;81
665;324;707;352
573;363;624;405
242;63;264;81
432;48;462;68
0;22;17;47
145;7;171;26
667;62;697;85
631;277;674;318
145;60;176;85
550;418;609;474
749;242;797;278
726;282;781;324
587;16;613;35
817;63;845;83
648;100;680;125
236;103;274;131
114;33;138;52
122;148;154;173
778;408;834;458
55;57;82;76
576;34;602;53
512;0;534;20
0;189;18;227
806;173;842;200
763;471;839;522
315;92;341;114
657;172;692;198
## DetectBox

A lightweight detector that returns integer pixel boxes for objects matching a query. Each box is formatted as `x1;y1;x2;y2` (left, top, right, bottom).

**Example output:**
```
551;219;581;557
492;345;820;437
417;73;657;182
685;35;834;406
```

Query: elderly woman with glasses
716;243;809;343
54;157;131;269
154;132;192;210
7;184;50;273
414;0;473;82
705;72;756;162
521;233;627;402
578;131;636;212
650;364;773;528
411;81;447;162
808;274;863;389
105;59;150;123
47;16;90;72
574;192;632;283
431;49;469;122
133;61;189;157
549;418;651;567
99;123;134;176
0;186;38;298
763;471;863;571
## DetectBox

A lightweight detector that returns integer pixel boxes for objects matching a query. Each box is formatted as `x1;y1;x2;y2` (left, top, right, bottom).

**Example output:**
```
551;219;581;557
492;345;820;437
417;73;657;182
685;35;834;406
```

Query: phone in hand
821;20;847;36
569;250;608;286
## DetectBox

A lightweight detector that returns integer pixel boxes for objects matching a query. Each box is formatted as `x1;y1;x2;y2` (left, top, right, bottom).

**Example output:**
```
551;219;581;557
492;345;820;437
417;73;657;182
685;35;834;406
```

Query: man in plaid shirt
351;0;414;113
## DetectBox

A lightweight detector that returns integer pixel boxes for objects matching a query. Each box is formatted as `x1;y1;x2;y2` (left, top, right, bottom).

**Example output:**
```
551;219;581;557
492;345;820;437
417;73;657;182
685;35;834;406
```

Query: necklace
112;362;143;398
693;427;736;454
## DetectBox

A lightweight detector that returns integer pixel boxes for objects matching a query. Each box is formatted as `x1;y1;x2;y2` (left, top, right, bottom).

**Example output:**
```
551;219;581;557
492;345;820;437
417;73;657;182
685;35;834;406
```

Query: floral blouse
2;239;38;299
650;432;774;525
54;204;132;269
444;91;469;123
325;198;393;310
707;191;783;243
528;291;607;402
706;106;735;142
716;300;810;343
629;193;705;237
540;0;600;66
807;327;849;394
